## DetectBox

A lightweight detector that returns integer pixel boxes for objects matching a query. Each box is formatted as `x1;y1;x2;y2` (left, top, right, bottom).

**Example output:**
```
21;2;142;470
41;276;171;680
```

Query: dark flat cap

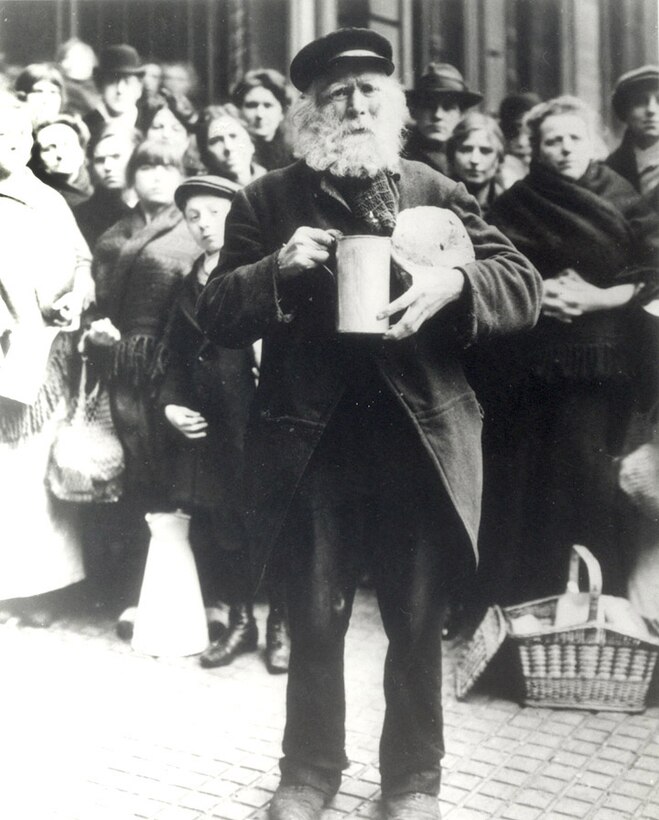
407;63;482;109
612;65;659;119
175;175;241;210
290;27;394;92
94;44;145;81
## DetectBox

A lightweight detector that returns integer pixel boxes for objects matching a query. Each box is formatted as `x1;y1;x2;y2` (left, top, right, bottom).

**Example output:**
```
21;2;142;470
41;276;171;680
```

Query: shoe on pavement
199;604;257;668
265;612;290;674
269;784;328;820
384;792;441;820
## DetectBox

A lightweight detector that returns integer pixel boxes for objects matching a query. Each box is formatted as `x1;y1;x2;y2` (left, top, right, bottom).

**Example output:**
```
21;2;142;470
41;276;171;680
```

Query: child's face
184;194;232;255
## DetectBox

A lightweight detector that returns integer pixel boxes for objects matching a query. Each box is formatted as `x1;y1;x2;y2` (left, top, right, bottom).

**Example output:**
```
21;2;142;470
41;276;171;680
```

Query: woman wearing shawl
87;140;198;618
486;96;659;603
0;93;92;627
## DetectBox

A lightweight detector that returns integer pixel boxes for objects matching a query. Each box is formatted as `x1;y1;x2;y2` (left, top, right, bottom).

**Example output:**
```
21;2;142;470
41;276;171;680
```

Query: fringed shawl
0;174;82;442
0;334;72;443
490;161;659;381
93;203;199;386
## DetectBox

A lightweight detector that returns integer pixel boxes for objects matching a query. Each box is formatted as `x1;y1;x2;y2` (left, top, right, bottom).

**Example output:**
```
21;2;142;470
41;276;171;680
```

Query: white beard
291;79;408;179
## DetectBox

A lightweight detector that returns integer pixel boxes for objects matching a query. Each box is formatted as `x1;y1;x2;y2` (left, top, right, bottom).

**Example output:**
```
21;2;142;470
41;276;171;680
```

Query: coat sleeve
155;302;194;411
196;189;290;349
443;182;543;344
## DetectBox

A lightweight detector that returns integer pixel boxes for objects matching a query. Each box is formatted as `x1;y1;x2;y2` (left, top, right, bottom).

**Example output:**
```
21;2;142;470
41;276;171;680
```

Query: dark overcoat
196;159;542;582
607;129;642;192
156;259;256;511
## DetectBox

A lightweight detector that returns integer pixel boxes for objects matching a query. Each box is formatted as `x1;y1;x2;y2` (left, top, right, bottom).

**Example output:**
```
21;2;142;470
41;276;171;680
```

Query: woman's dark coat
93;203;198;496
156;259;256;511
196;158;543;581
483;160;659;600
606;129;642;192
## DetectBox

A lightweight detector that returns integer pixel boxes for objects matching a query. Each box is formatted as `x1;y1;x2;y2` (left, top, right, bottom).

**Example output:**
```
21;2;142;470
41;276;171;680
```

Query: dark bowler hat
94;44;145;81
175;175;242;211
290;27;394;92
612;65;659;120
407;63;482;110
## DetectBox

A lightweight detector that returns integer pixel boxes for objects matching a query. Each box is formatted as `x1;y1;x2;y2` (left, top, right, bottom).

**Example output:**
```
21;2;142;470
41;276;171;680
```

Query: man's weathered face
413;97;462;145
317;68;385;130
291;65;406;177
624;88;659;147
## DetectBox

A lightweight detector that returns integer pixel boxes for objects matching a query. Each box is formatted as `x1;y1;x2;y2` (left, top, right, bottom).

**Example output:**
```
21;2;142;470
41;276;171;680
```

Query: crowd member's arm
542;269;635;323
155;301;208;441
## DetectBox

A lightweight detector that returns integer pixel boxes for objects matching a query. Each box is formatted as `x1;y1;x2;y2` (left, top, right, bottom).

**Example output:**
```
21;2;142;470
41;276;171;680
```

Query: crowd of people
0;39;297;673
0;29;658;816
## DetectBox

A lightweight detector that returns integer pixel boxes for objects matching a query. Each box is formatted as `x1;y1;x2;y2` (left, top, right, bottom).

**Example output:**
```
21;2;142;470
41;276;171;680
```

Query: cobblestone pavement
1;590;658;820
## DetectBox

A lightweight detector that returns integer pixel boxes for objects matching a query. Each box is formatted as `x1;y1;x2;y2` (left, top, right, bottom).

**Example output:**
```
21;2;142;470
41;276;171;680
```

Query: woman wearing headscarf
486;95;659;603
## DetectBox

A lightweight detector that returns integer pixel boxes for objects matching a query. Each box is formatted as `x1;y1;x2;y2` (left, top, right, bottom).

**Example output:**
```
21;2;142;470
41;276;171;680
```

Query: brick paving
1;589;658;820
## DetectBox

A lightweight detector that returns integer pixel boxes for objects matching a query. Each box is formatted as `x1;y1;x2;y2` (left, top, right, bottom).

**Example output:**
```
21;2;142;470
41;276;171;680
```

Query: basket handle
568;544;602;622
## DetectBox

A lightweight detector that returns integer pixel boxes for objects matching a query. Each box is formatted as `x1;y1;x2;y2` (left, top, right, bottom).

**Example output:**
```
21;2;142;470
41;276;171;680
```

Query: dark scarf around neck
331;169;398;236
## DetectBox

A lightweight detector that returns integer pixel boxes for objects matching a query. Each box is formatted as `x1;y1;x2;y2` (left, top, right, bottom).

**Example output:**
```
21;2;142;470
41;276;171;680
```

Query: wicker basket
502;545;659;712
455;605;508;700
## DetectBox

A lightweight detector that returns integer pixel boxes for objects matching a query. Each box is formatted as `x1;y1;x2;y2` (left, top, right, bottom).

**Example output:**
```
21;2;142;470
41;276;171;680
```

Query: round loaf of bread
392;206;476;269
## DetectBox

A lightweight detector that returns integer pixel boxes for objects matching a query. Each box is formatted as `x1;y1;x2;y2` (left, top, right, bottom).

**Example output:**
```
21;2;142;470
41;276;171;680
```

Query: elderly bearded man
197;28;542;820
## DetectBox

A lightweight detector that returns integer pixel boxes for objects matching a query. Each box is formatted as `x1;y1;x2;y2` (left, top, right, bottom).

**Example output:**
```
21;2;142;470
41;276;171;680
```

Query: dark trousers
275;385;465;797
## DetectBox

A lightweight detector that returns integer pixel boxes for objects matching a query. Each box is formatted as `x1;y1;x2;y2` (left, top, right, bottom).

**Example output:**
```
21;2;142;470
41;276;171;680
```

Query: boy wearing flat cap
607;65;659;202
197;28;541;820
404;63;483;174
155;175;259;660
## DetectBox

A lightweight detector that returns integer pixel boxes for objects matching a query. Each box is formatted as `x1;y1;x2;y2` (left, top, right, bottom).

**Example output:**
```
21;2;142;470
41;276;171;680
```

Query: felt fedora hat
407;63;482;109
175;174;242;211
94;44;145;81
612;65;659;120
290;27;394;92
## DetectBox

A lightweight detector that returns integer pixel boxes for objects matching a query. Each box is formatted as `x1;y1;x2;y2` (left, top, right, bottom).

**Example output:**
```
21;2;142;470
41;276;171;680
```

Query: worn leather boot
265;609;290;674
269;784;328;820
199;604;258;668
